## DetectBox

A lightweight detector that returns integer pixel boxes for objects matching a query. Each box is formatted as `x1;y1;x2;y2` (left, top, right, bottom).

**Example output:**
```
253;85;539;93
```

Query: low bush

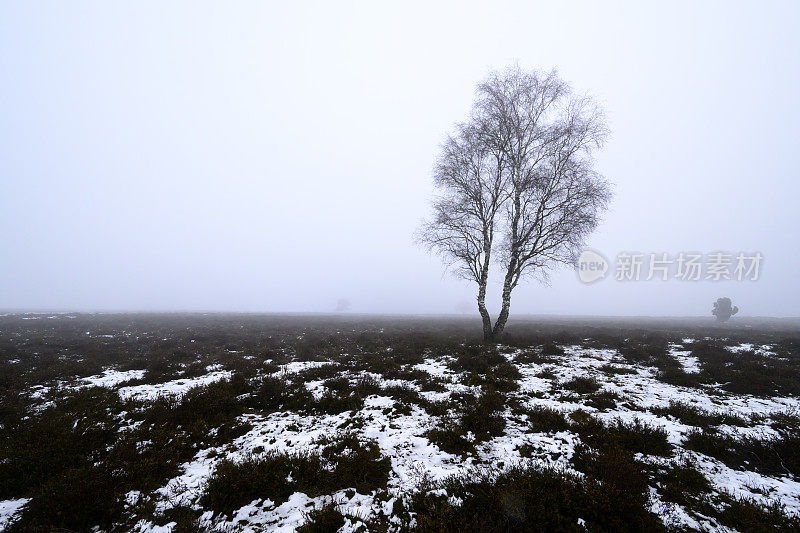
600;364;637;376
322;376;351;393
409;463;664;532
311;390;365;414
458;388;507;442
452;345;521;392
303;374;383;414
534;368;556;380
424;426;475;456
650;401;749;428
717;493;800;532
247;374;293;411
618;340;680;371
294;363;344;383
575;416;673;457
449;345;506;374
770;412;800;435
0;386;124;499
585;390;620;411
541;343;566;356
297;504;346;533
317;433;392;494
352;375;382;397
571;444;651;500
424;388;507;455
655;367;704;388
7;466;124;533
560;375;601;394
200;434;390;517
155;505;206;533
201;452;324;516
381;383;423;405
464;360;521;392
655;460;711;506
524;405;571;433
684;429;800;479
416;373;449;392
691;342;800;397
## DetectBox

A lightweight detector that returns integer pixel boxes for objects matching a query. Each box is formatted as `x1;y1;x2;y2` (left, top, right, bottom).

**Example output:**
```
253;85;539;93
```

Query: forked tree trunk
478;299;493;342
492;277;513;339
492;192;521;340
477;251;494;342
477;234;496;342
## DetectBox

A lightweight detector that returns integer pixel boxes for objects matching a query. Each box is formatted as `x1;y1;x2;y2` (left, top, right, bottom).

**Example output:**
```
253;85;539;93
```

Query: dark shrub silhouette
712;297;739;322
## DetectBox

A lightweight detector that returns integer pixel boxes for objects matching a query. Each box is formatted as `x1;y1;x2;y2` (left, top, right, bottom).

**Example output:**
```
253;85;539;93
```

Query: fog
1;1;798;317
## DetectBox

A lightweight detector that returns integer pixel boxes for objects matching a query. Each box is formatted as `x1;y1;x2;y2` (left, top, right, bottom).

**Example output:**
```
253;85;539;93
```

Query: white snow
118;370;232;401
0;499;29;530
81;369;146;388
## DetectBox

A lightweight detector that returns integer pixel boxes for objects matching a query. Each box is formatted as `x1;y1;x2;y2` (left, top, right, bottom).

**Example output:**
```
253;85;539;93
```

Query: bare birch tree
486;68;612;337
419;66;612;341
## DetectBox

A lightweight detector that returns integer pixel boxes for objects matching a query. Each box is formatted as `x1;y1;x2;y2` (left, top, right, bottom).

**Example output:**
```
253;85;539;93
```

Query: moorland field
1;313;799;532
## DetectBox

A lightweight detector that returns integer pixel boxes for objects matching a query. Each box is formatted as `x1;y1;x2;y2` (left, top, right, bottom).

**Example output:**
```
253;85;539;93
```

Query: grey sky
1;1;798;316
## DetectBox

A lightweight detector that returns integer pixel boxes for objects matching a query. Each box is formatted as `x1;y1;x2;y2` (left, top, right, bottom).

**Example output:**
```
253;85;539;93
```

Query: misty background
1;1;797;317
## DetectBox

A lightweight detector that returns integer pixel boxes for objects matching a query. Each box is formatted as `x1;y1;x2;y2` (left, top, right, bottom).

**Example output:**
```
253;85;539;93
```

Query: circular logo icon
576;249;609;283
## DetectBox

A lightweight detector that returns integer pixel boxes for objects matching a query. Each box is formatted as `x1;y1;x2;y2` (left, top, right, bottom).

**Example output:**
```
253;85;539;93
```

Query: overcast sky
1;1;798;317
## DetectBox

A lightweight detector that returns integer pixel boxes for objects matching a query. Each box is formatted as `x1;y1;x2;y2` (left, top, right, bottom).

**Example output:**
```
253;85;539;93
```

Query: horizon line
1;309;799;321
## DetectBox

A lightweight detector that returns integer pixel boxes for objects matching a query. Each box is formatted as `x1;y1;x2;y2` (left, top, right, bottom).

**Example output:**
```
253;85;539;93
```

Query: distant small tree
455;301;473;314
712;297;739;322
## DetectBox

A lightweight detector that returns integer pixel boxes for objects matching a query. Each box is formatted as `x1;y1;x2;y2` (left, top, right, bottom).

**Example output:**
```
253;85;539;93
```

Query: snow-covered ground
3;341;799;532
134;344;800;531
82;369;147;388
117;370;232;401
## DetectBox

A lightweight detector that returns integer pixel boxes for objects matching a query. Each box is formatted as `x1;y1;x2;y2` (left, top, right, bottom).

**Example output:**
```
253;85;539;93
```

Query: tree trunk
492;274;513;338
478;301;493;342
477;231;495;342
492;190;521;340
477;262;494;342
